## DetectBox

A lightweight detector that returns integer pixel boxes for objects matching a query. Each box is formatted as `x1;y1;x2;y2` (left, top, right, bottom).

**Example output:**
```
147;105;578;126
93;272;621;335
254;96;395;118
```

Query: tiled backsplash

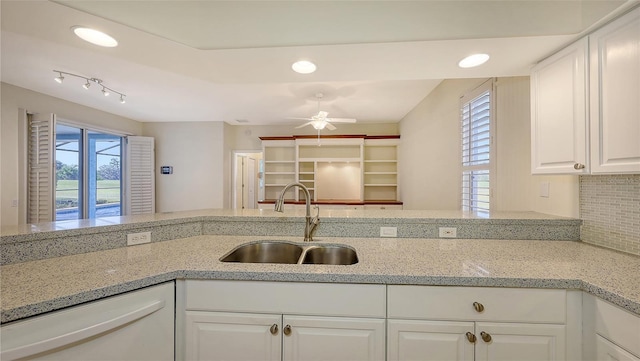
580;175;640;256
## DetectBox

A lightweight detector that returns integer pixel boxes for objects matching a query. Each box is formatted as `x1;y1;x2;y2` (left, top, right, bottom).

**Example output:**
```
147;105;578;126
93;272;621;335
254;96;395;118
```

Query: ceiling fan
290;93;356;131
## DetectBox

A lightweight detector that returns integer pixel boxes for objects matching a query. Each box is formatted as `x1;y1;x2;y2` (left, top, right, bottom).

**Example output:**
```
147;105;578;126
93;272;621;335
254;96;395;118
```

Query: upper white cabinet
589;6;640;174
531;38;589;174
531;7;640;174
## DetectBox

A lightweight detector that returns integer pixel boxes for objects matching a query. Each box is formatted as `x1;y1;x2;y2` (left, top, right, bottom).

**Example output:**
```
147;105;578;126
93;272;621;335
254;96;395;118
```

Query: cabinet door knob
574;163;585;170
466;332;477;343
473;302;485;313
270;324;278;335
283;325;292;336
480;331;492;343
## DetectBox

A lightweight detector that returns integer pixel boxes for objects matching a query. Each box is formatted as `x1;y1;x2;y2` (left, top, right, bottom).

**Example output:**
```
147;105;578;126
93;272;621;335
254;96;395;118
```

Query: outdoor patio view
55;124;123;220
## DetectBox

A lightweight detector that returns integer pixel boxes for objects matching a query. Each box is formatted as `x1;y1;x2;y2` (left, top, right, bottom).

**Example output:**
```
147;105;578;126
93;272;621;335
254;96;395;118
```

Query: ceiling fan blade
326;123;337;131
286;117;313;121
327;117;357;123
295;121;314;129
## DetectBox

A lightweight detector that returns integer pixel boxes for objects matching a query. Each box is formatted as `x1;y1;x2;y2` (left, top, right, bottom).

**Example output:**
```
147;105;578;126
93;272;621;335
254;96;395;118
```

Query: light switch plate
539;182;550;198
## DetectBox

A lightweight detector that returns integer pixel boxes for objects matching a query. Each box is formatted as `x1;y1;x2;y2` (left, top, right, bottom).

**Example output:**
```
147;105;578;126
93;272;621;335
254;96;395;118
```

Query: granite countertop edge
2;262;638;324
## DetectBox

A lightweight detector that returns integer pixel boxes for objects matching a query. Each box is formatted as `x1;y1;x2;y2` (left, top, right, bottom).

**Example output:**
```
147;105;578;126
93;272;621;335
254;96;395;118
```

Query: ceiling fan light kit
53;70;127;104
291;93;356;132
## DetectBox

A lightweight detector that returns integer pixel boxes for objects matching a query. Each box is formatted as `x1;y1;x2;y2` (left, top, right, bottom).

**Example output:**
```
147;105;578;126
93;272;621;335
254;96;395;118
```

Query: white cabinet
583;294;640;361
530;38;589;174
596;335;640;361
531;7;640;174
0;282;174;361
589;7;640;174
387;286;570;361
178;280;386;361
184;312;281;361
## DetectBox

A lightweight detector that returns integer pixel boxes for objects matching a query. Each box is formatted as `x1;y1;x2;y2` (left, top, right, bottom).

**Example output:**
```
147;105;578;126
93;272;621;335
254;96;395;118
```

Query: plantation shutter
125;136;155;215
27;113;56;223
461;80;493;213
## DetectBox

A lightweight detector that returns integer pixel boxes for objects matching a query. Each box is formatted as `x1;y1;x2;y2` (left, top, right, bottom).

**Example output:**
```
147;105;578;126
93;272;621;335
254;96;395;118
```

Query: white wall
142;121;226;212
0;83;142;226
229;123;399;152
399;77;579;217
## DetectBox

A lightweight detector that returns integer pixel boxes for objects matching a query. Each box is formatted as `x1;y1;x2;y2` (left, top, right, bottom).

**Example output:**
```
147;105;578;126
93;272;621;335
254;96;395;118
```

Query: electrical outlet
127;231;151;246
380;226;397;238
438;227;457;238
11;199;18;207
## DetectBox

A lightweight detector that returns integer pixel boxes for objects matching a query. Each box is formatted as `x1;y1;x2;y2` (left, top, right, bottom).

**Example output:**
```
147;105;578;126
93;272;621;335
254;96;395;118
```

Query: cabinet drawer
594;298;640;358
185;280;386;318
388;286;566;323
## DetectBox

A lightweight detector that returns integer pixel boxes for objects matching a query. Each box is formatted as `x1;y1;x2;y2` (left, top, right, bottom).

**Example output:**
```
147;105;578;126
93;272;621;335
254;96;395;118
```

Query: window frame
460;79;496;213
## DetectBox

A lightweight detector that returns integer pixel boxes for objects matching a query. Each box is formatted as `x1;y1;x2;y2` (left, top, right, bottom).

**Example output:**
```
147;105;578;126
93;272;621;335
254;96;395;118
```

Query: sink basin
220;241;358;265
220;241;303;264
301;245;359;265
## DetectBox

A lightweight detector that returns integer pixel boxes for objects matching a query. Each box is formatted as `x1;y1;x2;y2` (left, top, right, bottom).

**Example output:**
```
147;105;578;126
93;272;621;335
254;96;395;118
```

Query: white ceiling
0;1;634;125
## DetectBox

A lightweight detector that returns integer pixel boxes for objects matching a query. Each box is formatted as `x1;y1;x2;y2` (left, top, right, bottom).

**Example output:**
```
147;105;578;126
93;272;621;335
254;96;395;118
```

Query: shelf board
265;172;295;175
265;184;294;187
364;184;398;187
299;172;315;175
299;158;361;162
364;160;397;163
264;160;295;164
364;172;397;175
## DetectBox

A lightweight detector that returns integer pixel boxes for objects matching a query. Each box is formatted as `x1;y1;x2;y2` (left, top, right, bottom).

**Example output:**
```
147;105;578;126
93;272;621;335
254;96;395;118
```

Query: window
55;124;123;220
26;113;154;223
461;80;494;213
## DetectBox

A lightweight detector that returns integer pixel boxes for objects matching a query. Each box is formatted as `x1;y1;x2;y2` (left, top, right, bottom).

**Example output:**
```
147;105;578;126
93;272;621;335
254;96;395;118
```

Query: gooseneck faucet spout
275;182;319;242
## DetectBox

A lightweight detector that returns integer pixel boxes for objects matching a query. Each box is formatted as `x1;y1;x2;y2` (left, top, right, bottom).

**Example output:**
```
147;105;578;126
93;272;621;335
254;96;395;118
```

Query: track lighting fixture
53;70;127;104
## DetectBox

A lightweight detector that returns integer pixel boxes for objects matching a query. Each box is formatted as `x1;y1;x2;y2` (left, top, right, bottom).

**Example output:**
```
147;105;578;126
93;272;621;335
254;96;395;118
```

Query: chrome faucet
275;182;320;242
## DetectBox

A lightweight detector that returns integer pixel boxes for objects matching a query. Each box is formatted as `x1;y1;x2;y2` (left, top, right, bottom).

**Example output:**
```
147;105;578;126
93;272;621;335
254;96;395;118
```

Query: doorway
232;151;262;209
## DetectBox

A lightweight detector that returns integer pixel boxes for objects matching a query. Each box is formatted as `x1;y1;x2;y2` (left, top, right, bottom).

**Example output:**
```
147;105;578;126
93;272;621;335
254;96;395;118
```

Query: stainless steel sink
220;241;303;264
301;245;359;265
220;241;358;265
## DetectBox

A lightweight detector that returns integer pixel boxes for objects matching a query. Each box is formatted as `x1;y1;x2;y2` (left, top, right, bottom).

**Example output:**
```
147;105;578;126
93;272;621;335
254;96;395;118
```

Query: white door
247;157;256;209
530;38;589;174
589;7;640;174
387;319;474;361
596;335;640;361
282;315;385;361
184;311;281;361
474;322;566;361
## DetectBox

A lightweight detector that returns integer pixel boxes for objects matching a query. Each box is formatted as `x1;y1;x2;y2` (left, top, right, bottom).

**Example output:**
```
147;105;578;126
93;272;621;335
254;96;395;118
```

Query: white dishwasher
1;282;174;361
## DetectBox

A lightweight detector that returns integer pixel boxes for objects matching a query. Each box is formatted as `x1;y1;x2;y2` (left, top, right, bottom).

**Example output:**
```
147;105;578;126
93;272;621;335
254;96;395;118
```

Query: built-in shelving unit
260;135;401;207
262;139;296;200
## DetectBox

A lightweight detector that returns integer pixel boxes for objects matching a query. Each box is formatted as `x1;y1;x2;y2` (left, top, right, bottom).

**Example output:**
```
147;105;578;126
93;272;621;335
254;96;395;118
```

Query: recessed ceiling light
458;53;490;68
292;60;317;74
72;26;118;47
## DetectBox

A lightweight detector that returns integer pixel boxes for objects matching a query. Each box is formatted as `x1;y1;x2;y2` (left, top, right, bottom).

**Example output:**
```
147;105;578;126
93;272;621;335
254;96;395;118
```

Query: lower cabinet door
596;334;640;361
474;322;566;361
387;319;475;361
282;315;385;361
184;311;281;361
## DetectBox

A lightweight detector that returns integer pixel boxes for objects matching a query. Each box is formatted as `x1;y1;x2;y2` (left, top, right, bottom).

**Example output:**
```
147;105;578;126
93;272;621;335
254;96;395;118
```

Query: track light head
53;70;126;104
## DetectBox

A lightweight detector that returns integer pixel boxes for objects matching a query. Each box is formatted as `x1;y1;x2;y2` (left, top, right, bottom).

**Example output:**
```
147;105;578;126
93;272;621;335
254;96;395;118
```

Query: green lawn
56;180;120;207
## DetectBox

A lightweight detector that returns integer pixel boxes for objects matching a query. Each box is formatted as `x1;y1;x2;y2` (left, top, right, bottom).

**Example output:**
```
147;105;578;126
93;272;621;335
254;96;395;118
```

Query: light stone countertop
1;235;639;324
